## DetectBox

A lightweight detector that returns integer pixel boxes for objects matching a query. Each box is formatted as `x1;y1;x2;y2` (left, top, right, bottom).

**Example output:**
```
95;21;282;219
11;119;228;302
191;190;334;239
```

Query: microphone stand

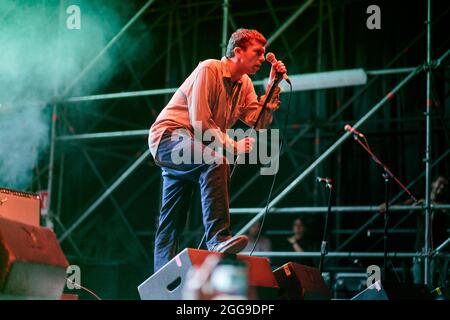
382;171;391;282
318;179;333;275
349;132;417;282
230;74;283;177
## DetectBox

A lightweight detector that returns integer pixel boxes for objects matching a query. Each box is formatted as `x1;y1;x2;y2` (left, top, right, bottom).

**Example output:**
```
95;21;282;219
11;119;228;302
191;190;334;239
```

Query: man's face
236;40;266;75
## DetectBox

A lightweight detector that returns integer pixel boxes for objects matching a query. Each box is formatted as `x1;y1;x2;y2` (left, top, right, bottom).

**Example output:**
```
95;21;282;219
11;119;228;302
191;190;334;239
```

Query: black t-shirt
278;236;317;268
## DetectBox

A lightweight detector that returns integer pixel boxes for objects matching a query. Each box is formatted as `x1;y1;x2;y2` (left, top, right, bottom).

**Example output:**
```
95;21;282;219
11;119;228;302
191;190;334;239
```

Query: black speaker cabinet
274;262;331;300
351;280;433;300
138;248;279;300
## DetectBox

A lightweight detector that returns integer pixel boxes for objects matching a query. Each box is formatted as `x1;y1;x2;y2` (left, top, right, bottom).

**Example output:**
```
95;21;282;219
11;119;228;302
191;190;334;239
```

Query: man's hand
260;86;282;111
268;59;287;85
235;137;255;154
265;59;286;111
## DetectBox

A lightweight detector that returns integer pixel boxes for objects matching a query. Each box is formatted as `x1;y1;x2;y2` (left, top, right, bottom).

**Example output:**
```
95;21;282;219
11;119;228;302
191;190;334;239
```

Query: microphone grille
265;52;276;63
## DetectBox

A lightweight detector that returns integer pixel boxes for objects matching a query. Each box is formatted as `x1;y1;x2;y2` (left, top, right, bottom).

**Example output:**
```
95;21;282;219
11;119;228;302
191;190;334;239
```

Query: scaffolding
43;0;450;288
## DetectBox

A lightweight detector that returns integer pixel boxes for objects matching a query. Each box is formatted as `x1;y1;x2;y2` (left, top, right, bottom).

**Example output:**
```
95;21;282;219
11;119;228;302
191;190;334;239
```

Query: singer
148;28;287;272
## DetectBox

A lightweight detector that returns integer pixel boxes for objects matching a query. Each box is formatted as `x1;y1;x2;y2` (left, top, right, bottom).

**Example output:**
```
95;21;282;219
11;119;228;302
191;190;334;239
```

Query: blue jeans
153;130;232;272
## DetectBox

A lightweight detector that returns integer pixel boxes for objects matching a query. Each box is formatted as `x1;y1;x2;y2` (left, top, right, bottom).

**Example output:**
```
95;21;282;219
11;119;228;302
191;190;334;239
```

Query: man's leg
198;160;248;253
198;161;233;250
153;130;246;266
153;169;194;273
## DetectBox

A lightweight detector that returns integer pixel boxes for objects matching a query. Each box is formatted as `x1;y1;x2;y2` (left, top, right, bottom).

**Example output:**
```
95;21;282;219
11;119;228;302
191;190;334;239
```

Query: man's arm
239;80;281;129
239;57;286;129
288;236;304;252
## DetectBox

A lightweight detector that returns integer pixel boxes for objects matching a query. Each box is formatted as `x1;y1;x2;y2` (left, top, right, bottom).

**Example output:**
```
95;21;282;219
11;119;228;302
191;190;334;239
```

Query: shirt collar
220;56;243;84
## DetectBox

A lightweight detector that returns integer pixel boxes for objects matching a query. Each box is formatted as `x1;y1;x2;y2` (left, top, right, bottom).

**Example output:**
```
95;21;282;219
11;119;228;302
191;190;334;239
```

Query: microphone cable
249;82;293;256
66;277;102;300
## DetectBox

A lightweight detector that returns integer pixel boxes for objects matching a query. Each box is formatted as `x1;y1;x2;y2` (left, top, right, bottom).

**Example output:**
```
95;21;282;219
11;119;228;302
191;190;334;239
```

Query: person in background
413;175;449;286
288;217;307;252
281;217;316;267
243;220;272;253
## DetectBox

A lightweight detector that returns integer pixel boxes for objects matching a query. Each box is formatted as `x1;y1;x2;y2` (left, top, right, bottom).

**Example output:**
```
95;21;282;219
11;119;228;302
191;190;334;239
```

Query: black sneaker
212;235;249;254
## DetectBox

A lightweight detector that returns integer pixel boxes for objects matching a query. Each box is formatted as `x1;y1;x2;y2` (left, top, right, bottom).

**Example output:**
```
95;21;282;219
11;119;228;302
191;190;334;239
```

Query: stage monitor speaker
138;248;279;300
0;217;69;299
273;262;331;300
351;280;433;300
332;272;368;299
0;188;40;227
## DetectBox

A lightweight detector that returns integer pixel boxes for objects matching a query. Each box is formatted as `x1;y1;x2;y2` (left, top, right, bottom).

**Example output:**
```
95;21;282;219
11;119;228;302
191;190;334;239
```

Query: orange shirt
148;57;279;158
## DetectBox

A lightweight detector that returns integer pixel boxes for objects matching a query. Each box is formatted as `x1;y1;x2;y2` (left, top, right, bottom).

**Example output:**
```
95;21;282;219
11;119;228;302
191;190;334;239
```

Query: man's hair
225;28;267;58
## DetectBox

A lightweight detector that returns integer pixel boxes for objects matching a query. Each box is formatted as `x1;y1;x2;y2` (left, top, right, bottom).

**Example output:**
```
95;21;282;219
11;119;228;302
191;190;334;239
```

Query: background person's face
249;222;260;237
431;177;448;199
293;219;304;235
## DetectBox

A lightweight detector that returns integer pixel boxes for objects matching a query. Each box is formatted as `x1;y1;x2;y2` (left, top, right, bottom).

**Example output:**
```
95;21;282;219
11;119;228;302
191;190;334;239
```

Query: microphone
316;177;333;184
344;124;365;138
265;52;291;85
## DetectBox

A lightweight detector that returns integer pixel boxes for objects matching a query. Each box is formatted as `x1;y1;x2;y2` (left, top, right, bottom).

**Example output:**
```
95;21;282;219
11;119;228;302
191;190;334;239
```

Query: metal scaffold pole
46;103;58;228
58;149;151;243
222;0;229;56
61;0;157;97
424;0;432;286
